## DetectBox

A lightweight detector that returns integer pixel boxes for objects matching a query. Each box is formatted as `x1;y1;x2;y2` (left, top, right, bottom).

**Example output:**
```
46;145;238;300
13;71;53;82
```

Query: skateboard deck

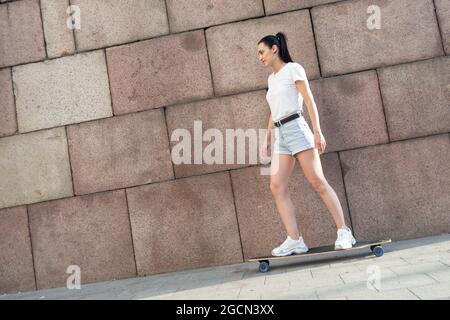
247;239;392;272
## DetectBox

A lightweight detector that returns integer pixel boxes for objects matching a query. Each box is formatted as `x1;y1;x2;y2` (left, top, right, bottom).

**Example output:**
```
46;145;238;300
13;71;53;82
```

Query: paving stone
347;288;418;300
375;273;437;291
2;234;450;299
409;282;450;299
311;264;361;278
261;288;318;300
353;257;411;271
291;273;344;290
315;279;421;300
400;252;450;264
314;280;369;299
390;261;450;283
339;266;397;284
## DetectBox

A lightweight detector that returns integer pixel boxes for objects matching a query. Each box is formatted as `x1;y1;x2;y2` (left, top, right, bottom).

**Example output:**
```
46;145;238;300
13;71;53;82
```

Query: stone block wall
0;0;449;293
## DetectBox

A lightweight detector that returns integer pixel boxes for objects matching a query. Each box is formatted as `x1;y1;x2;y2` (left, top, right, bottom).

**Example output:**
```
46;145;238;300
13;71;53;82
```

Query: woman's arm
266;113;274;140
294;80;321;133
295;79;326;154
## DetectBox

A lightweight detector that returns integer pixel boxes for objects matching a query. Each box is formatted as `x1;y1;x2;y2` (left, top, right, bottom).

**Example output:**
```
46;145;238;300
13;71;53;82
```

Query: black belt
273;112;300;127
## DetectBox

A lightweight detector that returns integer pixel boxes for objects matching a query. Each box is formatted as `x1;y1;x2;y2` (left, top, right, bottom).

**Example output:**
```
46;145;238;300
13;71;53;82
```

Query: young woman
258;32;356;257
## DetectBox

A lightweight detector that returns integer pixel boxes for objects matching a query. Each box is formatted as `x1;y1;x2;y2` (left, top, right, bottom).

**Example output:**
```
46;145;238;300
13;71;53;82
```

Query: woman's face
257;42;277;67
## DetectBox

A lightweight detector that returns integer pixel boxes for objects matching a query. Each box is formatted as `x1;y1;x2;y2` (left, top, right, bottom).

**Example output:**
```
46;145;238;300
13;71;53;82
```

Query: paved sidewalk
2;234;450;300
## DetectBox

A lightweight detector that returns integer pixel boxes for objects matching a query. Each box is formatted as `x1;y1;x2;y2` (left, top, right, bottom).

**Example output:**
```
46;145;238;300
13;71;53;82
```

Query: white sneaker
334;226;356;250
272;235;309;257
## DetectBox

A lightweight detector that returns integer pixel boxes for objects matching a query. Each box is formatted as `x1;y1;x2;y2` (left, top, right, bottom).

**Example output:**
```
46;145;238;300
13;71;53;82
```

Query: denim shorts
273;115;315;156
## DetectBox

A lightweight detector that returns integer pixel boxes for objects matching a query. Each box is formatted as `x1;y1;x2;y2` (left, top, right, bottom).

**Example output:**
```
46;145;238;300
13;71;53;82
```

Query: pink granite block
311;0;444;76
12;50;112;133
231;153;351;259
264;0;344;15
72;0;169;51
0;68;17;137
0;0;46;68
28;189;136;290
40;0;75;58
106;30;213;115
67;109;174;195
0;206;36;294
206;9;320;95
435;0;450;55
340;133;450;242
307;70;388;151
127;172;243;275
378;56;450;141
166;90;269;178
0;127;73;209
166;0;264;32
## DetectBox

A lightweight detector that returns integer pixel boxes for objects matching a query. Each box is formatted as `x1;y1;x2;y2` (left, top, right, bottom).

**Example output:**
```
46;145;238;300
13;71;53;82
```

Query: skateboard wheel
259;261;270;273
372;246;384;257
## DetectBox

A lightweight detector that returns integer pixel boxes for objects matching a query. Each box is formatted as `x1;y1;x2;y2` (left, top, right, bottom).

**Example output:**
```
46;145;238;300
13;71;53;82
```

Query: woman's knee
270;180;288;195
310;178;328;193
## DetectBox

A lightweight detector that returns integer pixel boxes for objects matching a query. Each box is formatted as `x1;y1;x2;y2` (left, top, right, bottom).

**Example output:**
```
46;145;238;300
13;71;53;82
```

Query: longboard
247;239;392;272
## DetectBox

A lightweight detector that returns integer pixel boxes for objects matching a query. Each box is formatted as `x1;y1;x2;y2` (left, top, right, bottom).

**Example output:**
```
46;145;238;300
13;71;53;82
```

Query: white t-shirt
265;62;307;122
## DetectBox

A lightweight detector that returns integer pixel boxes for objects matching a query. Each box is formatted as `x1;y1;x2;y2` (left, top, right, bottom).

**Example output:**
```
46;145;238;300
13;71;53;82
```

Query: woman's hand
259;135;271;163
314;130;326;155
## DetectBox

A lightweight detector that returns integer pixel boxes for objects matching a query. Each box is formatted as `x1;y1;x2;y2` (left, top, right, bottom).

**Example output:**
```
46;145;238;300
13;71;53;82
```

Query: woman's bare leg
294;147;347;229
270;153;302;240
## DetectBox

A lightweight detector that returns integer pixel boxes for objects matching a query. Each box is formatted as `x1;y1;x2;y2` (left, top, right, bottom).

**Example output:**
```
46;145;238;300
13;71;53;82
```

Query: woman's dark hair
258;32;293;63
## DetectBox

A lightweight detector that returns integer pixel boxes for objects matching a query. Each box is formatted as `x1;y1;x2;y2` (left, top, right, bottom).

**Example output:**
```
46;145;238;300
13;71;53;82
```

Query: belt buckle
276;119;282;127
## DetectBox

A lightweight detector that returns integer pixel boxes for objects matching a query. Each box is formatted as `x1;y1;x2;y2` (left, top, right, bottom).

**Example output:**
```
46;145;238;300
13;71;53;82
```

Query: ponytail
258;32;293;63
